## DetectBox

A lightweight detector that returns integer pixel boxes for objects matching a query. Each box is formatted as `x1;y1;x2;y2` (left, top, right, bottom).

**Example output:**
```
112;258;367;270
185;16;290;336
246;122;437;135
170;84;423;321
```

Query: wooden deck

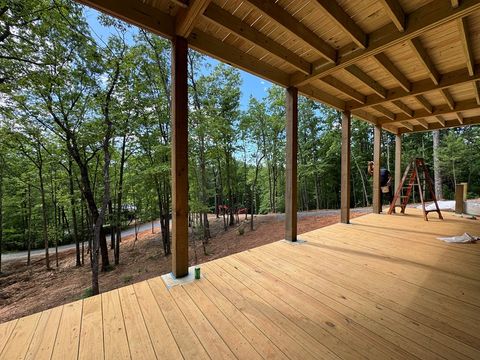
1;209;480;359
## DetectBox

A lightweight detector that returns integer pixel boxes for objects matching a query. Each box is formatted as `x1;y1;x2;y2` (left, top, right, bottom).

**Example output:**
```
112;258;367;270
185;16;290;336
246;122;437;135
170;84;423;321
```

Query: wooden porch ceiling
77;0;480;134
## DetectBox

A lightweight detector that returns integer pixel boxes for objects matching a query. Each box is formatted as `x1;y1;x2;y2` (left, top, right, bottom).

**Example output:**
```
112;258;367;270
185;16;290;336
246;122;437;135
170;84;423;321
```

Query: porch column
285;86;298;242
372;125;382;213
395;134;402;205
340;111;351;224
171;36;189;278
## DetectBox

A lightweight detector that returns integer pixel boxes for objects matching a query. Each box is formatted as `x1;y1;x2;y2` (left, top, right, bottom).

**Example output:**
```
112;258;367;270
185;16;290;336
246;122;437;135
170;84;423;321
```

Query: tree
432;130;443;199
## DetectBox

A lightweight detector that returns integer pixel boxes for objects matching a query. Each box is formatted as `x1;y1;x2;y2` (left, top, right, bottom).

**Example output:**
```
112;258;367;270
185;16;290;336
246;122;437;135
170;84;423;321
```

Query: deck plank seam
0;319;18;357
115;290;133;360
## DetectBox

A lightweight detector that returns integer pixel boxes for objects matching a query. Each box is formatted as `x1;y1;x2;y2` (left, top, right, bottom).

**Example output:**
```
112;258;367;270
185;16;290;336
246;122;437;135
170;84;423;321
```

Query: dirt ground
0;211;366;323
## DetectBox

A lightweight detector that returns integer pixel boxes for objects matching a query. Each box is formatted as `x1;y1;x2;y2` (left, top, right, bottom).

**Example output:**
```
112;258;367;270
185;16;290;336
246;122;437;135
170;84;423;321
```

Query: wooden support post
395;134;402;205
455;184;465;214
340;111;351;224
373;125;382;213
285;87;298;241
171;36;189;278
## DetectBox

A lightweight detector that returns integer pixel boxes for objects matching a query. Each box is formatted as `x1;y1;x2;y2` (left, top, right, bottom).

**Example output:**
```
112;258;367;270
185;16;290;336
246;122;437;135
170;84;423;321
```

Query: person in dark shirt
368;161;394;211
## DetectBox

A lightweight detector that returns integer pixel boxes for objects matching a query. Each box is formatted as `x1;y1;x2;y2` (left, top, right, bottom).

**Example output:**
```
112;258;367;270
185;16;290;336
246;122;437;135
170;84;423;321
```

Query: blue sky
84;7;272;110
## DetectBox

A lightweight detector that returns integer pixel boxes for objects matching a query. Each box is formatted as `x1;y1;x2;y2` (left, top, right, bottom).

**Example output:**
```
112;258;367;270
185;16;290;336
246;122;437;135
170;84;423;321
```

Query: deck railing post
340;110;351;224
373;125;382;213
285;86;298;242
395;134;402;206
171;35;189;278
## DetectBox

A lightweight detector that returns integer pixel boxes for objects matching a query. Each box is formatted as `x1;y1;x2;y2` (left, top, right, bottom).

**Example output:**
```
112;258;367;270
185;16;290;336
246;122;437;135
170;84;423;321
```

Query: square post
372;125;382;213
171;36;189;278
340;111;351;224
285;86;298;242
395;134;402;205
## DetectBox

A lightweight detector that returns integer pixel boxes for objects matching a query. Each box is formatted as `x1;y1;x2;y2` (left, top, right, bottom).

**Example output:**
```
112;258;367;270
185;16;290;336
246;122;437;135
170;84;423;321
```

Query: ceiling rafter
440;88;455;110
290;0;480;87
435;115;446;126
373;105;396;120
457;17;475;76
373;53;411;92
348;66;480;110
378;0;405;32
376;98;478;125
188;30;289;86
475;81;480;105
312;0;367;49
408;37;441;85
415;95;433;114
417;119;429;129
319;76;366;104
401;121;414;131
456;112;464;124
176;0;211;37
345;65;387;98
398;115;480;134
391;100;413;117
244;0;336;63
202;4;311;75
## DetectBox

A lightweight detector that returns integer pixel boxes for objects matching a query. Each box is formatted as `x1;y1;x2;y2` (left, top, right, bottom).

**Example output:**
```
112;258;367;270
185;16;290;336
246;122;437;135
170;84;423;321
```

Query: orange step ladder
388;158;443;221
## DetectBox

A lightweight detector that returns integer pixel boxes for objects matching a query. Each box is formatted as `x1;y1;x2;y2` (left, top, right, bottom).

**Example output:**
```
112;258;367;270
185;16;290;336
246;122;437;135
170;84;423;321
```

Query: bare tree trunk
27;183;32;266
0;167;3;273
38;149;50;270
432;130;443;199
68;159;81;266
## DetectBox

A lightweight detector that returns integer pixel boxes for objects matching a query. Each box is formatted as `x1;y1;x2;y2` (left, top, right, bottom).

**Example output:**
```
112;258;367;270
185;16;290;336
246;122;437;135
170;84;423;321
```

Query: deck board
1;209;479;359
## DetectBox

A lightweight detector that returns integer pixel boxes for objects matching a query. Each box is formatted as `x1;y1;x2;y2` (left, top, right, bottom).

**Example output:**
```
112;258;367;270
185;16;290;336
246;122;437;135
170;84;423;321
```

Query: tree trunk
38;149;50;270
27;183;32;266
115;134;127;265
68;159;81;266
432;130;443;200
0;167;3;273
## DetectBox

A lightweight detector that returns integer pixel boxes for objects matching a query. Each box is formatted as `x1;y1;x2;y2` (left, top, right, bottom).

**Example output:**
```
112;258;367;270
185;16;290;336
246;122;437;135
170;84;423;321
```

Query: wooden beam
457;17;474;76
394;134;402;205
319;76;366;104
378;0;405;32
401;121;414;131
475;81;480;105
440;88;455;110
245;0;336;63
377;98;478;125
408;37;440;85
341;110;351;224
313;0;367;49
373;53;411;92
298;84;346;111
291;0;480;87
176;0;211;37
188;30;289;87
456;112;464;124
171;36;189;278
398;115;480;133
373;105;395;120
451;0;460;8
373;125;382;214
345;65;387;98
415;95;433;113
435;115;446;126
417;118;430;129
285;87;298;242
391;100;413;117
77;0;175;39
203;4;311;75
349;65;480;110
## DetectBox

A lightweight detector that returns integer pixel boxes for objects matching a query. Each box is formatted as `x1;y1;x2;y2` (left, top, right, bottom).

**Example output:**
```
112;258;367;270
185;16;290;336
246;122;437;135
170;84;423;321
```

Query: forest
1;0;480;294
